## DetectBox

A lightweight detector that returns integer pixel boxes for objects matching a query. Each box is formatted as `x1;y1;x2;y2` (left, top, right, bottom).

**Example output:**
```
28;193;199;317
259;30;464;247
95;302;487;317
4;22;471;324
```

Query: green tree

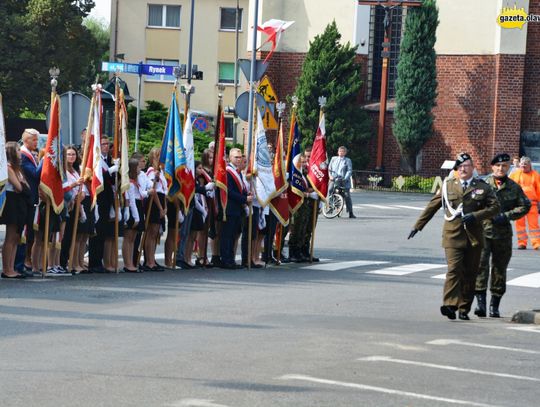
393;0;439;173
0;0;102;118
295;21;372;169
83;16;110;86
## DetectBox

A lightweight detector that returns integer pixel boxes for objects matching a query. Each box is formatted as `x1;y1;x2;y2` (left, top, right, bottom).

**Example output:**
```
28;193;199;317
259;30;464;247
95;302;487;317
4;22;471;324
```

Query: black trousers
220;215;242;266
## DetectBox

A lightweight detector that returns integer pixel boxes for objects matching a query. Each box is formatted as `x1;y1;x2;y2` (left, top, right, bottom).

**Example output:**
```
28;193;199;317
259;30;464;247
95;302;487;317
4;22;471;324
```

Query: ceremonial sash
226;166;245;193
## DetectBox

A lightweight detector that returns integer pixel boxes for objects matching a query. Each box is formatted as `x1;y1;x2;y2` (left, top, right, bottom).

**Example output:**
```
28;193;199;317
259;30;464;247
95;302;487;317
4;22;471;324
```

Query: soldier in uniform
408;153;500;320
474;153;530;318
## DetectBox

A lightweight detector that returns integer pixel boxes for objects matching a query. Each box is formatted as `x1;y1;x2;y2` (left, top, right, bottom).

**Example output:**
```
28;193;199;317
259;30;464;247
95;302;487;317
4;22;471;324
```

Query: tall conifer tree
393;0;439;173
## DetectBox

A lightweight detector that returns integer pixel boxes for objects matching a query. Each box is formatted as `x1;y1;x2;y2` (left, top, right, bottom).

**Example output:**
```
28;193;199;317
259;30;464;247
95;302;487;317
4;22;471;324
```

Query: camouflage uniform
288;198;312;259
476;176;530;297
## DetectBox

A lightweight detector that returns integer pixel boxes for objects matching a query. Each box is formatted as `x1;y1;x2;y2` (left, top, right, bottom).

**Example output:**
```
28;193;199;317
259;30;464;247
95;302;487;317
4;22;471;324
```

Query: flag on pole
40;95;65;214
257;19;295;63
287;119;305;214
253;108;278;206
179;110;196;213
119;89;130;195
85;89;104;208
0;93;7;216
269;115;289;226
159;92;186;200
307;111;329;200
214;110;228;220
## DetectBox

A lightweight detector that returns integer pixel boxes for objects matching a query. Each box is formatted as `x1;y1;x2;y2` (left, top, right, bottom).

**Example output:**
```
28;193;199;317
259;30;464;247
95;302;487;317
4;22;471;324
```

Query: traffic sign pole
135;66;142;152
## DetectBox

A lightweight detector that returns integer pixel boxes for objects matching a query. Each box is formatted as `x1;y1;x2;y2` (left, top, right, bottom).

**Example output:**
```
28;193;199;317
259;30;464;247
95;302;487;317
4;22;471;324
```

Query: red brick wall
521;0;540;132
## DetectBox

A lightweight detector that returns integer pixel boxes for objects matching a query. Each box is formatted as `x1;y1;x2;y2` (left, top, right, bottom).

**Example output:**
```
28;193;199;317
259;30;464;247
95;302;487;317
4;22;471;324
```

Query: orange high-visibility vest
510;169;540;202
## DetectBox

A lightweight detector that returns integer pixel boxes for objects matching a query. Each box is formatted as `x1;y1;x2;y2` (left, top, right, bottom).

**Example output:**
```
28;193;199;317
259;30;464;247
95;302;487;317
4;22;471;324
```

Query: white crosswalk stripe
353;204;425;211
367;263;445;276
507;272;540;288
302;260;389;271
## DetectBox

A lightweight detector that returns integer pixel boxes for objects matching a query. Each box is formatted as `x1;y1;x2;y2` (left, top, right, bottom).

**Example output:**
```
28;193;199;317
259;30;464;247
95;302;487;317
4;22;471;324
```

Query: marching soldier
408;153;500;320
474;153;530;318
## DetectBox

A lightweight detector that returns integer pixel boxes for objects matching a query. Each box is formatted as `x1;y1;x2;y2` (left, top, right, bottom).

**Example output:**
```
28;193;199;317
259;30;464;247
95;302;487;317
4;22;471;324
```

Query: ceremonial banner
287;120;305;213
253;109;278;206
214;111;228;220
0;94;7;216
119;90;130;195
159;92;186;199
257;19;295;63
269;116;289;226
179;110;196;213
307;111;329;201
40;95;65;214
86;89;104;208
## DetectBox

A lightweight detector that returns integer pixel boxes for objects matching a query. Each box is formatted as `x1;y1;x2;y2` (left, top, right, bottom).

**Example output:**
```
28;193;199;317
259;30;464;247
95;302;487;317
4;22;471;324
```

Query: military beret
454;153;472;170
490;153;510;165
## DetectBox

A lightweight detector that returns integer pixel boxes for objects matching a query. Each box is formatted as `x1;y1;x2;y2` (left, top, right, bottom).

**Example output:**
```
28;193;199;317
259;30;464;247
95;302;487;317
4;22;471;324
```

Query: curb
511;309;540;324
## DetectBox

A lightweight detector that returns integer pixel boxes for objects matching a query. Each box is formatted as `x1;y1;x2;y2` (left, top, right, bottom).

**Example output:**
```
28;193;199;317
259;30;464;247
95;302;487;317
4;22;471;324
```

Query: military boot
489;296;502;318
474;292;487;317
289;248;303;263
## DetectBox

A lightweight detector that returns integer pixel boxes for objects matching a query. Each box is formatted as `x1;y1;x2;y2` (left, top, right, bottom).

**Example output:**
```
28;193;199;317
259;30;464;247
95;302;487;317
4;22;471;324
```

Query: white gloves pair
108;158;121;175
205;182;215;191
308;191;318;200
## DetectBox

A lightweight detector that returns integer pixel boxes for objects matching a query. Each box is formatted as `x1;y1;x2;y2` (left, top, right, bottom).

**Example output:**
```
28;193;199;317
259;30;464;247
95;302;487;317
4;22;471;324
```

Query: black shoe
151;265;165;272
20;270;34;278
303;252;319;262
209;255;222;267
474;292;487;317
91;266;106;273
139;264;152;272
458;312;470;320
176;260;194;270
349;213;357;218
1;272;25;279
123;267;140;273
440;305;456;320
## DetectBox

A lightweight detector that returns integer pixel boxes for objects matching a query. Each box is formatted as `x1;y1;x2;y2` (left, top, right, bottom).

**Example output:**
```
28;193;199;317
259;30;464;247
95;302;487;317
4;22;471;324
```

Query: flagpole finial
173;66;182;89
49;67;60;92
291;95;298;109
318;96;327;109
218;84;226;100
276;101;286;118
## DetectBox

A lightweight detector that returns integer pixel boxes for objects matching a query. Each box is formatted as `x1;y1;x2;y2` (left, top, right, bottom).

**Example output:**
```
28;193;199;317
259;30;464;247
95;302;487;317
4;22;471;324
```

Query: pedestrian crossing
300;259;540;289
353;203;425;211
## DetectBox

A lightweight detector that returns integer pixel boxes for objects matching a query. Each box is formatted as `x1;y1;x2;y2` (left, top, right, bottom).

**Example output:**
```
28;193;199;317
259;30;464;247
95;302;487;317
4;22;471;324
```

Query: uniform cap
490;153;510;165
454;153;472;170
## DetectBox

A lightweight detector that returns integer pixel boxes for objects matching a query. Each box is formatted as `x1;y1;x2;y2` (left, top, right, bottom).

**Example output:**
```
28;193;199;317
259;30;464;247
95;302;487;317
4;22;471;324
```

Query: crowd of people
1;128;358;279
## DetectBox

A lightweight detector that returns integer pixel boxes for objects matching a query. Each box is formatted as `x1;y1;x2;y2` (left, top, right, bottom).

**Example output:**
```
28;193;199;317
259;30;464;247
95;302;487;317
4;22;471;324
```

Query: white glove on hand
123;207;130;222
309;192;318;200
206;190;215;199
112;158;120;166
205;182;215;191
108;164;119;174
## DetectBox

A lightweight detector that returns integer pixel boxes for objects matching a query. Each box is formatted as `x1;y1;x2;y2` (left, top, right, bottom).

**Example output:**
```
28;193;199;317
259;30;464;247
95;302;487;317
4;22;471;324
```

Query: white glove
205;182;215;191
206;190;215;199
112;158;120;166
309;192;318;200
178;210;185;224
108;164;119;174
123;207;130;222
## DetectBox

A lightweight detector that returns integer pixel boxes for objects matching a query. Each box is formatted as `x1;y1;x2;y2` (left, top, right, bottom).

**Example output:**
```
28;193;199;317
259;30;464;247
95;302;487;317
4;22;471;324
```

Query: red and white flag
214;111;228;220
85;89;104;208
257;19;295;63
269;116;289;226
307;110;329;201
40;95;65;214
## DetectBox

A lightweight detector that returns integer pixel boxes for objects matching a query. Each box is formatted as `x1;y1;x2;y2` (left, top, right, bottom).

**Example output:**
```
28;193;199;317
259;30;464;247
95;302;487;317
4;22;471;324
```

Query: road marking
302;260;389;271
507;272;540;288
168;399;230;407
278;374;501;407
427;339;540;355
358;356;540;382
392;205;424;211
358;204;399;210
378;342;428;351
507;326;540;333
367;263;445;276
431;273;447;280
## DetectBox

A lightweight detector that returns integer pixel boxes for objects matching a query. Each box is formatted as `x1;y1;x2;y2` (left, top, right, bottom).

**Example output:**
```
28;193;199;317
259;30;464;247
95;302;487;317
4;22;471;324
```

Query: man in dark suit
17;129;42;276
220;148;252;268
408;153;500;320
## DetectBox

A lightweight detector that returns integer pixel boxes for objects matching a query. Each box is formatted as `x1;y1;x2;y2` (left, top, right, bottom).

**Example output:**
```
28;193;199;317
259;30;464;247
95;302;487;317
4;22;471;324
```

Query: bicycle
323;178;346;219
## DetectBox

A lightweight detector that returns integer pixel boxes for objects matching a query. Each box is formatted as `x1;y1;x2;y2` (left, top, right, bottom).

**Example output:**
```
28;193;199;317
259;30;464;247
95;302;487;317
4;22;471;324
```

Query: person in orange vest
509;156;540;249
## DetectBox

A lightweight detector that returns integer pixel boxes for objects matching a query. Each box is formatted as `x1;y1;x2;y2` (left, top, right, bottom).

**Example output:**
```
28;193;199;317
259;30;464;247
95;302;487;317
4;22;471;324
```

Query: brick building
256;0;540;175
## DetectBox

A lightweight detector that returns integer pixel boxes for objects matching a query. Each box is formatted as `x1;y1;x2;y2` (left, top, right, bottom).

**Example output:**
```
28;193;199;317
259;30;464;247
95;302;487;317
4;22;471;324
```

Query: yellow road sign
258;75;278;103
263;107;278;130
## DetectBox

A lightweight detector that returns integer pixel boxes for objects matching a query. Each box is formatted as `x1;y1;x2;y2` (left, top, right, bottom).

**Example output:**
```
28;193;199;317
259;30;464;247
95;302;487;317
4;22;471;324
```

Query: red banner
307;112;329;200
269;118;289;225
214;111;228;220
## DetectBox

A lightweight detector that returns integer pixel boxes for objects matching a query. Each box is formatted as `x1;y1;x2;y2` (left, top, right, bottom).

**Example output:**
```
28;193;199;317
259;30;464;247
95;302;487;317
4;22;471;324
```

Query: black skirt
77;196;95;235
190;208;204;231
0;191;28;234
148;192;166;226
166;198;181;229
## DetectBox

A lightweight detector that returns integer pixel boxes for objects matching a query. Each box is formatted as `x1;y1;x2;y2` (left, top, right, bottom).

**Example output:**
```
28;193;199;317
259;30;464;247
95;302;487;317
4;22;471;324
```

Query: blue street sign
141;64;175;76
125;63;141;74
101;61;126;72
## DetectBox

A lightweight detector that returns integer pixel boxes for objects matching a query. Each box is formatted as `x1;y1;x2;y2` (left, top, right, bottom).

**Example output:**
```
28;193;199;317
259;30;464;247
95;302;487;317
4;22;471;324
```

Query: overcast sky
89;0;111;23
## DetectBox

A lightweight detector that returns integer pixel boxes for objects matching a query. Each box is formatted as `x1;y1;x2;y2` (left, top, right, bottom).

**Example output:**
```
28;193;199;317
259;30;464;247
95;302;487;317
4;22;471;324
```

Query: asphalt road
1;190;539;407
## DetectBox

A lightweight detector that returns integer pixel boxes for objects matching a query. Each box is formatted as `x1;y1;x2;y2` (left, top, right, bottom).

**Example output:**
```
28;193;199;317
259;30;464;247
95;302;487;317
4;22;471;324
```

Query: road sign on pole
257;75;278;103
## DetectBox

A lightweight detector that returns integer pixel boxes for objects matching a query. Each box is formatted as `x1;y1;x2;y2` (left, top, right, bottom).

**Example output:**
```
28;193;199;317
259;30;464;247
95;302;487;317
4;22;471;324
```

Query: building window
218;62;237;84
148;5;181;28
368;5;405;101
145;59;179;81
220;7;243;31
224;117;234;139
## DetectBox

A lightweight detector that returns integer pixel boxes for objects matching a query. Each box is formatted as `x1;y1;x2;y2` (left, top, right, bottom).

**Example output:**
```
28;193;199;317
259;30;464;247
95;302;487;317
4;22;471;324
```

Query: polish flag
257;19;295;63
